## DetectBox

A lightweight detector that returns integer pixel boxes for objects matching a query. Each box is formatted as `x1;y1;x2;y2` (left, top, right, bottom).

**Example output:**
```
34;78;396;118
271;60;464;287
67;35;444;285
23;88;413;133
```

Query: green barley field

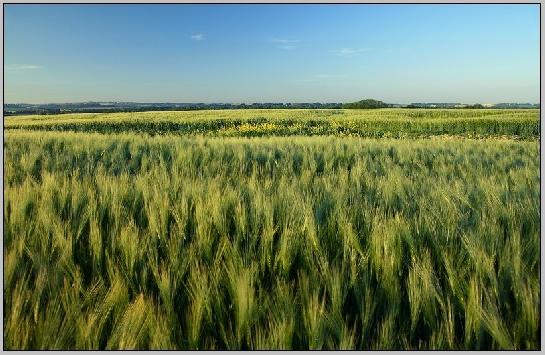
3;109;541;349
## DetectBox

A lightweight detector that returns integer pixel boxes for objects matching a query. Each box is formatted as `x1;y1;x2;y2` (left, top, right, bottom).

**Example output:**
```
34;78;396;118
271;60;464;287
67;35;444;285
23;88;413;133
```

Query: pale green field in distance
3;109;540;350
5;108;540;138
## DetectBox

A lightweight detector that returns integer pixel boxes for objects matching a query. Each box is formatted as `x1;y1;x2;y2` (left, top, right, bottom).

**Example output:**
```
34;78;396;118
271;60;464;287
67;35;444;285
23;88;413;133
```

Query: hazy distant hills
3;100;540;115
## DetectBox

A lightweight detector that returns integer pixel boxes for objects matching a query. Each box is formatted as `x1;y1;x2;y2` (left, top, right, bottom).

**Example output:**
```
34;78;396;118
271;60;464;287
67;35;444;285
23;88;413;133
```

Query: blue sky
4;4;540;104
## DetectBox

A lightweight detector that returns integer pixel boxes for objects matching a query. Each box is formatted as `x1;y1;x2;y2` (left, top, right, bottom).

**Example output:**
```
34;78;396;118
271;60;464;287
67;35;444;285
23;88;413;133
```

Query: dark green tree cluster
342;99;391;109
464;104;485;109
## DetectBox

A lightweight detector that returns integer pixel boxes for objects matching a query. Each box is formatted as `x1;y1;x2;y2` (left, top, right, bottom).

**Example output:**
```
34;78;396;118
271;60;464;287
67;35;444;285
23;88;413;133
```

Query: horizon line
4;100;541;106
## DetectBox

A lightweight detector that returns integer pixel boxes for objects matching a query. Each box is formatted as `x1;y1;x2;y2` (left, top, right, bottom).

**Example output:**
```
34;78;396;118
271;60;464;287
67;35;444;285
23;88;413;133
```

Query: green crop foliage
3;109;540;350
4;108;540;139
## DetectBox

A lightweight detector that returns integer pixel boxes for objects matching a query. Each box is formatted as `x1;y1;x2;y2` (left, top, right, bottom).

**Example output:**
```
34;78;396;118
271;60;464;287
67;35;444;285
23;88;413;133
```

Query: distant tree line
4;102;344;116
3;99;539;116
342;99;391;109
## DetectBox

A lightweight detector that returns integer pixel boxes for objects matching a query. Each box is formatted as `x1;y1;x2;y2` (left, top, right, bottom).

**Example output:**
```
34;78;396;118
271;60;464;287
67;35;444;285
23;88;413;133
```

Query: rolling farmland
3;109;540;350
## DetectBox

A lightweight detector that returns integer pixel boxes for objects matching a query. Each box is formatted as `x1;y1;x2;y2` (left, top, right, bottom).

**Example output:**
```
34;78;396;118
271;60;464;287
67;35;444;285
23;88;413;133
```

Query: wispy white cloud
271;38;300;50
271;38;300;44
329;48;368;57
314;74;347;79
5;64;43;71
191;33;204;41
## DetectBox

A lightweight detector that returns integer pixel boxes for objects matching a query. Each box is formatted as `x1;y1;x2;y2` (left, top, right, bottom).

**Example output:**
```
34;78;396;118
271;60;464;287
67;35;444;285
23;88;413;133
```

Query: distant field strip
4;109;540;139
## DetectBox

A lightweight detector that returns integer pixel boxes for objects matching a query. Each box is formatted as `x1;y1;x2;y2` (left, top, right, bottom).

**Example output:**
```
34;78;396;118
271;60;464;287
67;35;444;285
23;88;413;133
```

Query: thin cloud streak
5;64;43;71
329;48;369;57
271;38;300;44
191;33;204;41
272;38;300;49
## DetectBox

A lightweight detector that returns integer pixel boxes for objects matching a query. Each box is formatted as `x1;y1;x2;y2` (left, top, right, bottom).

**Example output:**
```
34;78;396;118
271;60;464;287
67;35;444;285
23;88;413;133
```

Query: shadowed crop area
3;112;540;349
